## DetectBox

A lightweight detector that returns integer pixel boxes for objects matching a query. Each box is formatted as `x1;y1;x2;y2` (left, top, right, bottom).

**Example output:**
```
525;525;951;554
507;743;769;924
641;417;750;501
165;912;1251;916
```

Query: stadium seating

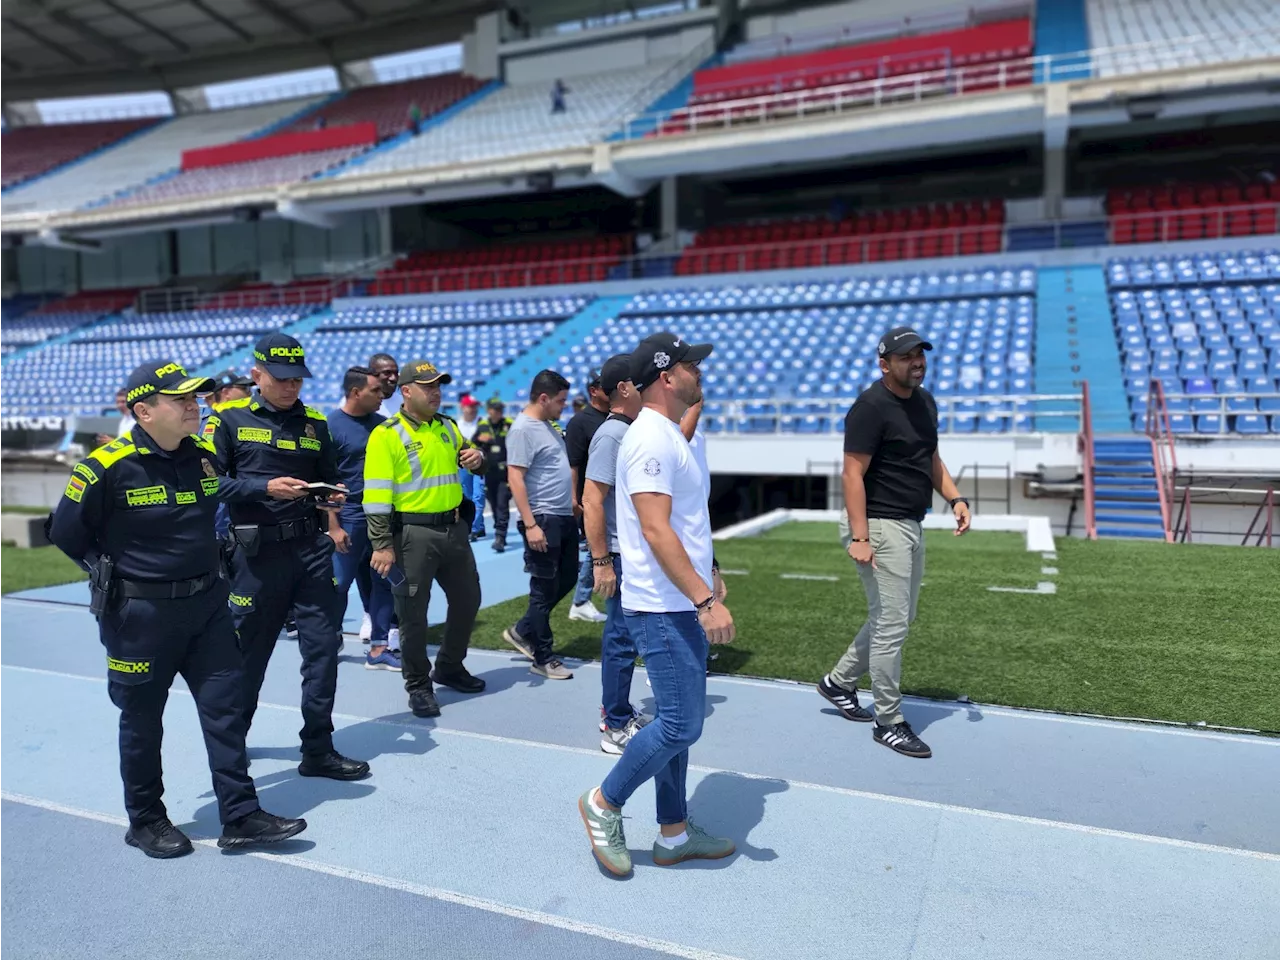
0;305;313;416
371;237;632;293
677;200;1005;275
222;296;586;408
334;62;680;176
1107;176;1280;245
279;73;487;140
3;335;251;417
1086;0;1280;77
74;307;313;341
724;3;1005;65
1;96;327;215
1107;249;1280;433
101;146;366;208
558;266;1037;433
0;311;107;356
1;119;158;189
656;18;1032;135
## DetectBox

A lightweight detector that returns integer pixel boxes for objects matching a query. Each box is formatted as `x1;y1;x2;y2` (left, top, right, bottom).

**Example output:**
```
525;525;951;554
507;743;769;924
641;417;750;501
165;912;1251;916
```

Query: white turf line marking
0;793;745;960
1041;566;1059;576
6;664;1279;862
0;609;1269;742
717;569;749;576
779;573;840;582
983;583;1054;599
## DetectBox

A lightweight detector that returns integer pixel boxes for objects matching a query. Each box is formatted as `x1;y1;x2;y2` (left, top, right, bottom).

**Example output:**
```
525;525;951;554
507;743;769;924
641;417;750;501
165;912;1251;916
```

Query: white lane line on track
3;597;1274;743
0;791;746;960
6;664;1279;863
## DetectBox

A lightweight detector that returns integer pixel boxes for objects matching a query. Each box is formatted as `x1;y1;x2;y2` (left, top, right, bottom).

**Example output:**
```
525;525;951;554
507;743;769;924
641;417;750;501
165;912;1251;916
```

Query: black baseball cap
124;359;216;406
586;367;603;388
253;333;313;379
398;358;452;387
486;396;505;409
600;354;633;395
631;332;713;391
878;326;933;358
217;373;254;392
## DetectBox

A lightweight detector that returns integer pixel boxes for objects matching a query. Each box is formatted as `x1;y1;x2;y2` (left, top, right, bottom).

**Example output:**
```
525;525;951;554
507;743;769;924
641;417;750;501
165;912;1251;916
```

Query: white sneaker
359;613;372;642
568;602;607;623
600;715;646;755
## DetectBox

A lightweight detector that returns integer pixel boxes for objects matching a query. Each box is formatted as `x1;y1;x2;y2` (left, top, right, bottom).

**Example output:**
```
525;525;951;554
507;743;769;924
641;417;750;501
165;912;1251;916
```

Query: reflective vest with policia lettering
363;410;473;518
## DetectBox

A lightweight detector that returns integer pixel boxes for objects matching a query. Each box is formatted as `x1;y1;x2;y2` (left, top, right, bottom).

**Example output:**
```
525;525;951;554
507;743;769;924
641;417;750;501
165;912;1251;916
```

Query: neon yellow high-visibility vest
364;411;465;515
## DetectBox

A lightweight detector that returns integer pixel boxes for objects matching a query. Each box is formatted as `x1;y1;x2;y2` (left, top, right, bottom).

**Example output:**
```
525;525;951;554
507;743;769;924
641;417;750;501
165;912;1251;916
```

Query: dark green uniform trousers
391;518;481;693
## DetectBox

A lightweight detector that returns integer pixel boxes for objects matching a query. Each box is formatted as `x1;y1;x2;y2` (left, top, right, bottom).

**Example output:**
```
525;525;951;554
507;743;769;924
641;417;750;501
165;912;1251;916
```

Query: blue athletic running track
3;546;1278;960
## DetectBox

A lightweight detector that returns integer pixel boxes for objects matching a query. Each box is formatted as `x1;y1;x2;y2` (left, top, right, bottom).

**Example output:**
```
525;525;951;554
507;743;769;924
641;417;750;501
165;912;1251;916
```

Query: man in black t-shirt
565;369;610;623
817;326;971;760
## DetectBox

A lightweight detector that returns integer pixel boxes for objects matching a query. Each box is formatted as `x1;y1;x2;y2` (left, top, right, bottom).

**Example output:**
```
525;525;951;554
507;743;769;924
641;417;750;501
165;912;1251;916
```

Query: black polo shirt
565;404;608;503
843;381;939;521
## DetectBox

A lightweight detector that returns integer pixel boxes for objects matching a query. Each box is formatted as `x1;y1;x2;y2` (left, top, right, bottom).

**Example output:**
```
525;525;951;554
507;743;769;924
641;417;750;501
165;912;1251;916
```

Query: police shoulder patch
304;405;327;422
192;435;217;454
88;441;137;471
201;416;220;439
72;462;101;485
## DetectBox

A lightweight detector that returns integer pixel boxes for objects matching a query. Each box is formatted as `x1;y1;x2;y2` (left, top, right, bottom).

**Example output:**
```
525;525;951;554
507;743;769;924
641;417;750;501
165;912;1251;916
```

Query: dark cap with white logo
630;331;713;392
877;326;934;358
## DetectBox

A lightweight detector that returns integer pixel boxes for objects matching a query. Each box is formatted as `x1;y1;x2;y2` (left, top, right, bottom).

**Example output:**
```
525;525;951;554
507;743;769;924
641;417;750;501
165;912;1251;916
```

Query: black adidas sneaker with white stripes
817;674;873;722
873;721;932;758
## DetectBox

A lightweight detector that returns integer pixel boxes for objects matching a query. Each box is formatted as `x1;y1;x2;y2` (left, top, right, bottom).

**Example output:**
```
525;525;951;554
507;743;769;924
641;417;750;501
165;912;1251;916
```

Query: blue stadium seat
1108;250;1280;434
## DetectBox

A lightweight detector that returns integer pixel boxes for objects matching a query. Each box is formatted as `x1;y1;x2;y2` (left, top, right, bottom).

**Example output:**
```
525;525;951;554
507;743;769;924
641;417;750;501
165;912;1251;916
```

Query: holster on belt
459;497;476;528
230;524;261;558
87;555;116;620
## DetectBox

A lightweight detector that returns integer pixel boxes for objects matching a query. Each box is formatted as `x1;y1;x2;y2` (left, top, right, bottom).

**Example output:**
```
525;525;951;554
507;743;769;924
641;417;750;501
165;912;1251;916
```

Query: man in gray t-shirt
581;355;646;752
502;370;578;680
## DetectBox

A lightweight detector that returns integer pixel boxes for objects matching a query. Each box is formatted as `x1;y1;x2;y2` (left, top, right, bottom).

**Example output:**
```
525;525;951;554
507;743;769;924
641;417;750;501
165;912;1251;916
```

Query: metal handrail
619;28;1280;138
692;392;1084;435
1242;486;1276;547
1145;379;1178;543
1142;391;1280;435
1080;380;1097;540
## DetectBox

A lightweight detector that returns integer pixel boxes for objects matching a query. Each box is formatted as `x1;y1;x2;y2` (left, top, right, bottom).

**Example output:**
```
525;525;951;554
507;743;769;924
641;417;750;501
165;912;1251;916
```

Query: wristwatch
948;497;970;509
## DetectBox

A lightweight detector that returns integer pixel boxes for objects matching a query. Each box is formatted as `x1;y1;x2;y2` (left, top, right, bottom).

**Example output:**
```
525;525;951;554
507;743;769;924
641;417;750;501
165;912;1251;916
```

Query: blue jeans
573;532;594;606
601;610;708;824
460;470;486;535
332;516;393;647
600;556;638;730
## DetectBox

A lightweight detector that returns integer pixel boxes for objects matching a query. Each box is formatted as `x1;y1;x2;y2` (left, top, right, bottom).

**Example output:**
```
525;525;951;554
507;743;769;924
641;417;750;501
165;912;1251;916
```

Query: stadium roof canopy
1;0;501;103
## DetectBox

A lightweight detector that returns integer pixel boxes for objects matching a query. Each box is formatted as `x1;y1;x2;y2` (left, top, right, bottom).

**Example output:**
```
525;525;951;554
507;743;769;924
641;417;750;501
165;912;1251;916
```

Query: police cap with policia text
124;359;216;406
253;332;314;379
398;359;453;387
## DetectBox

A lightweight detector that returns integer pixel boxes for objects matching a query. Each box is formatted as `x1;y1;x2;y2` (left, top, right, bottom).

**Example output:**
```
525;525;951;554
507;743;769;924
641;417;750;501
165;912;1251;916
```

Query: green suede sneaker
578;789;631;876
652;820;736;867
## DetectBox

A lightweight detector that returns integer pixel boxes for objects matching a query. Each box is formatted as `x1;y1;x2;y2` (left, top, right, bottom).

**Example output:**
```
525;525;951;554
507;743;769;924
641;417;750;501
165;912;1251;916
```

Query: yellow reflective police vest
364;411;465;516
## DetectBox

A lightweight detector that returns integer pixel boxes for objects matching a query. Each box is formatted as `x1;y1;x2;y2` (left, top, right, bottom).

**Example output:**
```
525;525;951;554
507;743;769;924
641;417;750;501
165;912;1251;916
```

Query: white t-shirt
688;426;710;502
617;407;713;613
457;415;480;442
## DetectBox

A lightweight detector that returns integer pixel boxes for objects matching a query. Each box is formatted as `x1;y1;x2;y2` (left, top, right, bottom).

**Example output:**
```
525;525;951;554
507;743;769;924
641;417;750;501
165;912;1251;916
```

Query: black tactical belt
397;508;461;527
117;570;220;600
258;517;319;541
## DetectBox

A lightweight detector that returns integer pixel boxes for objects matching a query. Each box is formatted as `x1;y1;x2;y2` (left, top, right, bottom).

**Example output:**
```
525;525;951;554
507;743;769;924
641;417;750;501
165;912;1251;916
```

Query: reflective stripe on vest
387;415;463;513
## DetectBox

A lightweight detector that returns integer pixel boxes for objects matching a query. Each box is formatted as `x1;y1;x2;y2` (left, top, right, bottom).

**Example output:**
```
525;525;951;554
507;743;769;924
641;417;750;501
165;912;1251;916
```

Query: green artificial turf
452;523;1280;732
1;545;87;595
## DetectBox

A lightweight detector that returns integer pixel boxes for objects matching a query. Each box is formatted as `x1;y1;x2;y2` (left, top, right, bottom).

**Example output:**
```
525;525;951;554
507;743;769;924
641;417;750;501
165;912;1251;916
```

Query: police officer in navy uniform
472;397;514;552
202;374;254;540
208;333;370;781
46;359;307;858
